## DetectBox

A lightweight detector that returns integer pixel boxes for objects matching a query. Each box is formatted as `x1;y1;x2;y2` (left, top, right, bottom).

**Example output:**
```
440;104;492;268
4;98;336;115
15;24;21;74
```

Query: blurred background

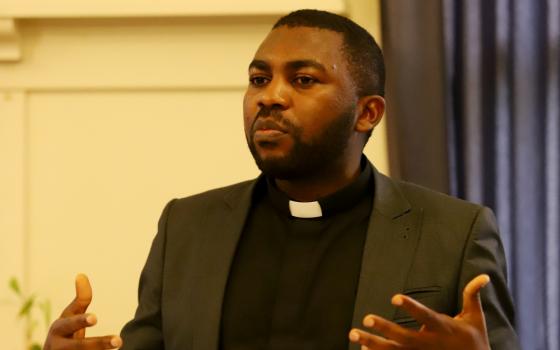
0;0;558;349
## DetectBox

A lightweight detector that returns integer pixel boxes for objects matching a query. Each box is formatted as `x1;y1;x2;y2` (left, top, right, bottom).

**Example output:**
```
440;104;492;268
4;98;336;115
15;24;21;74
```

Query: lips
253;119;287;132
252;119;288;140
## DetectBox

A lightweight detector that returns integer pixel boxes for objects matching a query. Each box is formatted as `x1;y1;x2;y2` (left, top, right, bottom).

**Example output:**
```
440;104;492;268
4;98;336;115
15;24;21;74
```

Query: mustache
251;106;293;133
256;105;283;121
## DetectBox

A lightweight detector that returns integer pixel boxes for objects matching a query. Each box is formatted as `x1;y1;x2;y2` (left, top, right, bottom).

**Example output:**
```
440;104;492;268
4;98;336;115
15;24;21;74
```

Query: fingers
61;274;93;317
55;335;122;350
349;329;406;350
47;313;122;350
462;274;490;316
360;314;420;346
50;314;97;337
390;294;446;331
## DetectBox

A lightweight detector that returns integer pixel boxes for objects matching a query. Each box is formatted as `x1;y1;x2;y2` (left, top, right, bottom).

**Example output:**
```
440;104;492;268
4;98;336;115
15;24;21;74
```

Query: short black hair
273;9;385;97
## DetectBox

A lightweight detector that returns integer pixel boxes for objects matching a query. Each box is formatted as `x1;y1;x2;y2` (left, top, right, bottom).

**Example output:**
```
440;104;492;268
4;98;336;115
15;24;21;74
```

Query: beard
247;105;356;180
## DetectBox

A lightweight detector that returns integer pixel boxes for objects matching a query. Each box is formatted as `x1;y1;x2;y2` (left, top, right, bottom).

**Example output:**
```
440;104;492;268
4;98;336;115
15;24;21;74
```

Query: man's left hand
349;274;491;350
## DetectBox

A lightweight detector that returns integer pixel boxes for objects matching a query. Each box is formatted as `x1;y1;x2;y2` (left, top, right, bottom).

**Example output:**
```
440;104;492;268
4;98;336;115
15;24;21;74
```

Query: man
44;9;519;350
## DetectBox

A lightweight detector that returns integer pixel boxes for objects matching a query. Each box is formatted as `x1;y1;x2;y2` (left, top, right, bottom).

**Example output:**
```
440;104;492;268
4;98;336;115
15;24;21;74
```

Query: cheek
297;97;354;139
242;92;255;135
298;100;338;132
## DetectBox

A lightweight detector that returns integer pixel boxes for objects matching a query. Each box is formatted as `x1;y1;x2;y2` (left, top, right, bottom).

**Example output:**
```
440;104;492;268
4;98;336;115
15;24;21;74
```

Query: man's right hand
44;274;123;350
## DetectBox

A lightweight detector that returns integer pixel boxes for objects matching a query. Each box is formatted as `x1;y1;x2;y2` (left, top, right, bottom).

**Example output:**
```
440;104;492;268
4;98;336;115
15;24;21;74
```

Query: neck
274;156;362;202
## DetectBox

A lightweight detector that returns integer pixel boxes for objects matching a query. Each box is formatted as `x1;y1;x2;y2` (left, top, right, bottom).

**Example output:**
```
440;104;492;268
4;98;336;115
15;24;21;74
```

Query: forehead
253;26;347;69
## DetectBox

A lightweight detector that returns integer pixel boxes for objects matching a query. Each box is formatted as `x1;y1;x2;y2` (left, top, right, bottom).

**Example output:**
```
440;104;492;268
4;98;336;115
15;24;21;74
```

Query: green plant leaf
18;295;35;318
9;277;22;296
30;343;42;350
39;300;52;326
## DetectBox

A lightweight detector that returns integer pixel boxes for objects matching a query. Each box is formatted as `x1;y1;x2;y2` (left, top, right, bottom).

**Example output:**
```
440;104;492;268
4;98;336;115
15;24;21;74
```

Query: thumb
75;273;93;313
72;274;93;339
461;274;490;318
59;274;94;339
60;273;93;317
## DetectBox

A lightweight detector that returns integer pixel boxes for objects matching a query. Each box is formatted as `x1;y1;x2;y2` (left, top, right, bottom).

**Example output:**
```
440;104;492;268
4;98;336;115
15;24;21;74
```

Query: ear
355;95;385;134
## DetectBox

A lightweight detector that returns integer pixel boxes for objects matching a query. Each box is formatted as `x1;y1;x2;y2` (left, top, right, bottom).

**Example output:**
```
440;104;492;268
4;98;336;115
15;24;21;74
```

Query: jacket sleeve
120;199;176;350
458;206;520;350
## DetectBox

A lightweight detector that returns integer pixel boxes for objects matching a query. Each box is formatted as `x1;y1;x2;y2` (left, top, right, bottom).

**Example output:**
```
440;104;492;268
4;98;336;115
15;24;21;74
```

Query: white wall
0;1;387;348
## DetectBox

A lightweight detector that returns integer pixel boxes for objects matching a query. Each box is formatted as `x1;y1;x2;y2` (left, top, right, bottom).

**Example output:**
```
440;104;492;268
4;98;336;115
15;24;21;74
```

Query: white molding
0;0;344;18
0;19;21;62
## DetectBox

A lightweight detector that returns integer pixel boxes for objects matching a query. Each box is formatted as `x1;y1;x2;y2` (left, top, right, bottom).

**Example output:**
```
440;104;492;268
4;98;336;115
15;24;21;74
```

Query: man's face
243;26;359;180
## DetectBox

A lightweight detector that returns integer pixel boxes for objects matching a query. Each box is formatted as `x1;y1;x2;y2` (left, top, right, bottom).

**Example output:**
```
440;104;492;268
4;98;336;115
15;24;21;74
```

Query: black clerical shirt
220;161;374;350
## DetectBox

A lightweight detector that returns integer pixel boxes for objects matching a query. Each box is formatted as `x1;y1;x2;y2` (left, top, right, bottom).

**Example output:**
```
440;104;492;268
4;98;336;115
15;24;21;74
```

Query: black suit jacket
121;167;520;350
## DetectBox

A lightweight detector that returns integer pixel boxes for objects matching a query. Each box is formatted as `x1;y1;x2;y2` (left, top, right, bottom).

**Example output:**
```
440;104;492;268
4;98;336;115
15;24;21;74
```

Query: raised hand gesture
349;274;491;350
44;274;122;350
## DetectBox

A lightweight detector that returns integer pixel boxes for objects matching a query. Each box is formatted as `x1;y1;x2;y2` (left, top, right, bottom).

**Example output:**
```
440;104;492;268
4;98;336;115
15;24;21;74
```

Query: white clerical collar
288;200;323;218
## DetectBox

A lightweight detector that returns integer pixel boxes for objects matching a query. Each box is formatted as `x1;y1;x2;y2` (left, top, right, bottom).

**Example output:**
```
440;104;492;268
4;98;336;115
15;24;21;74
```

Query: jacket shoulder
392;178;486;223
168;178;257;214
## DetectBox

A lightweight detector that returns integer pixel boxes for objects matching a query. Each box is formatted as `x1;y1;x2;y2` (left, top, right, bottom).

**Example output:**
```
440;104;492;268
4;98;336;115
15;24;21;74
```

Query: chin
257;162;301;180
254;153;316;180
247;138;325;180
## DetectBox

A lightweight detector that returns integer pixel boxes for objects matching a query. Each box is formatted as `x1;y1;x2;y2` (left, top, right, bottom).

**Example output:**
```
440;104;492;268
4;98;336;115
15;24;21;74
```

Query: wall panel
0;91;26;350
0;17;272;89
26;89;256;339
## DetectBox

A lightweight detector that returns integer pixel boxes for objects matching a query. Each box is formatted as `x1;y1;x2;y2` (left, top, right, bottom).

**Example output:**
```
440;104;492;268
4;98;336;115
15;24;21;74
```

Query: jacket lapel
192;179;258;350
348;169;423;350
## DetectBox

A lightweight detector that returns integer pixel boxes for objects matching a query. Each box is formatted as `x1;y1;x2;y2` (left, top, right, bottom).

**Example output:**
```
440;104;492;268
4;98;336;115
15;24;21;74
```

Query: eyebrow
248;59;270;72
248;59;327;73
286;59;327;73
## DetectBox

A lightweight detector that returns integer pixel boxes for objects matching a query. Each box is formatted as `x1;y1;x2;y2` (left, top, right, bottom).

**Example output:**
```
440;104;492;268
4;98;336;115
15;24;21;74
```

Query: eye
293;75;317;87
249;76;269;87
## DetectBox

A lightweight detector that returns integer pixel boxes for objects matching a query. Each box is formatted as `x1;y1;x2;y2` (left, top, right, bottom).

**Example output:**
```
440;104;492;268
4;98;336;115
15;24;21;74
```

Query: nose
257;78;289;110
